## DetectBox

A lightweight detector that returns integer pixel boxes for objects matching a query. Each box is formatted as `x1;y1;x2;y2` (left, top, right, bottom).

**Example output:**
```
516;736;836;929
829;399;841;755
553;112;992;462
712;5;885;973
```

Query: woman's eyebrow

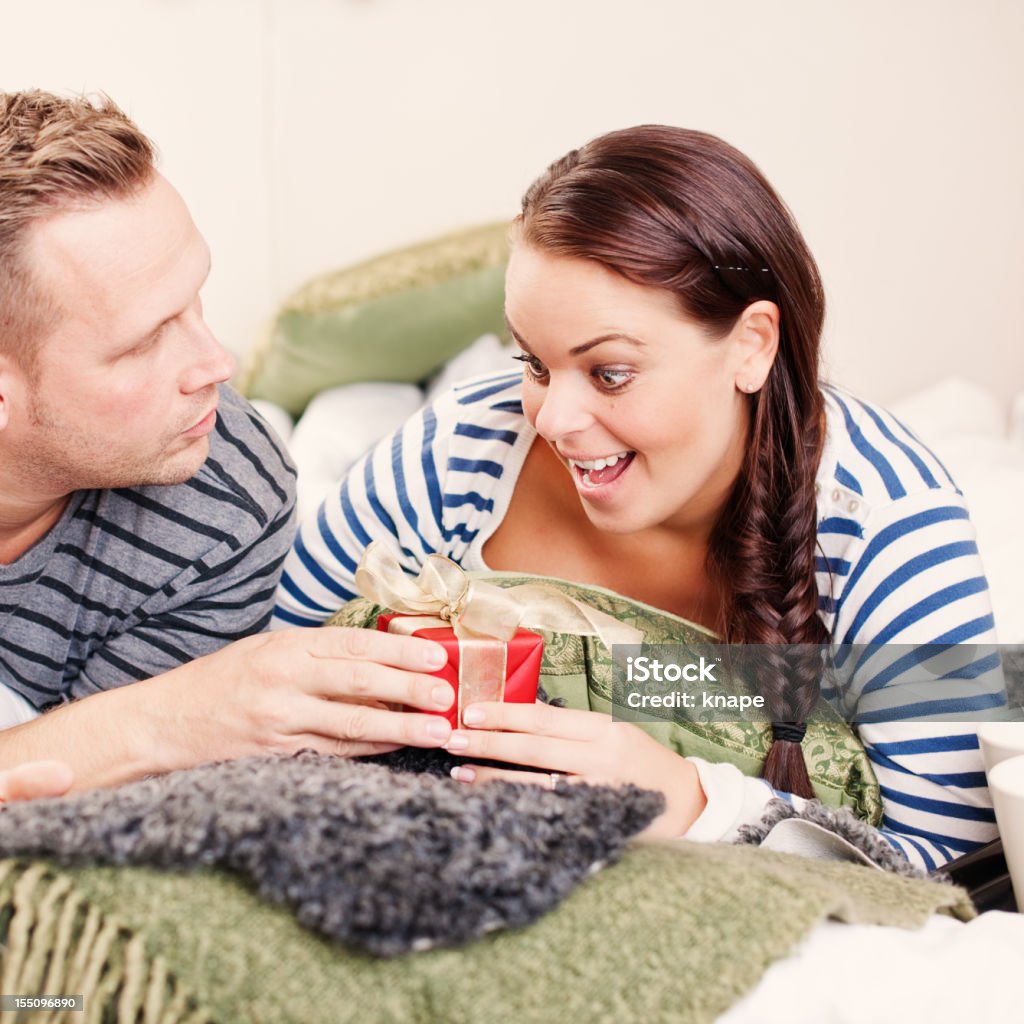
568;334;646;356
504;315;532;352
504;316;645;357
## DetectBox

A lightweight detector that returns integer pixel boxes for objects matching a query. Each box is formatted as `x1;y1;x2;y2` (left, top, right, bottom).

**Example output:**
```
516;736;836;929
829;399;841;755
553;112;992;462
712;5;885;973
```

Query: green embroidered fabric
329;573;883;825
239;222;510;417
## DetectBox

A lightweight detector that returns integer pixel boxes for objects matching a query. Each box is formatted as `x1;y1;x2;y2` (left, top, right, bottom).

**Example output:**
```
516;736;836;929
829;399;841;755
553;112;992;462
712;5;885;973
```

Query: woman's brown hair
517;125;828;797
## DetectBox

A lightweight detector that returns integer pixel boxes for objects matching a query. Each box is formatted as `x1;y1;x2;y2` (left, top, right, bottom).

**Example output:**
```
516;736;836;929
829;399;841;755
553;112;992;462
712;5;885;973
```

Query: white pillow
289;381;424;520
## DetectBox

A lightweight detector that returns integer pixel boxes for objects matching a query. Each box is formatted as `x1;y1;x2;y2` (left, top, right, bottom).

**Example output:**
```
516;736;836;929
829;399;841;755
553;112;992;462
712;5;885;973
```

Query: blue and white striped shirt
274;371;1001;869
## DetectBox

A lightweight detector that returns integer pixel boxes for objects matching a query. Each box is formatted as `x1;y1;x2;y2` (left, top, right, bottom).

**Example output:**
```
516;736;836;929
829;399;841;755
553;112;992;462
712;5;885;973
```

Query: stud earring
738;381;758;394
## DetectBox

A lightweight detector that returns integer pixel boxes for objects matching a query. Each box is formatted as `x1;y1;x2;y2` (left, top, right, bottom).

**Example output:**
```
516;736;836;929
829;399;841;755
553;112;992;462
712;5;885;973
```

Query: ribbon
355;541;643;650
356;542;643;727
385;614;508;724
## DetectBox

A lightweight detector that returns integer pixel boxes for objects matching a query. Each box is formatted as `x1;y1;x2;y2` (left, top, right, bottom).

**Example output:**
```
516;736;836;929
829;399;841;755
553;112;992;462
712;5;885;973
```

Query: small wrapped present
377;612;543;728
356;542;643;727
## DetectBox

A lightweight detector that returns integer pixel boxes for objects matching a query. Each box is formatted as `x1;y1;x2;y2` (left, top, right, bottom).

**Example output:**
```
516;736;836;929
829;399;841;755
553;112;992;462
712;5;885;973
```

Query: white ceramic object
988;753;1024;912
977;721;1024;775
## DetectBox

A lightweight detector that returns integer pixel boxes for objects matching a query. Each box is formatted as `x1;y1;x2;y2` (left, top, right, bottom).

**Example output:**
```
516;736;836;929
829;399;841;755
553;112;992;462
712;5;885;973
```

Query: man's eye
513;353;549;381
118;332;159;360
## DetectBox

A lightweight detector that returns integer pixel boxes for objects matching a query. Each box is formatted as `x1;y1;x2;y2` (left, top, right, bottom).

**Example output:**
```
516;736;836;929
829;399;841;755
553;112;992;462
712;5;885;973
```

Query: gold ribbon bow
355;541;643;648
355;543;643;724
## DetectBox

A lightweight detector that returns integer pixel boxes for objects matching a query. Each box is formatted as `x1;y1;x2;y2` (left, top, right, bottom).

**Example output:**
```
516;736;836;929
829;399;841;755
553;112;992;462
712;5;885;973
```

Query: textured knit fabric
0;751;663;956
0;839;973;1024
274;371;1002;870
2;385;296;710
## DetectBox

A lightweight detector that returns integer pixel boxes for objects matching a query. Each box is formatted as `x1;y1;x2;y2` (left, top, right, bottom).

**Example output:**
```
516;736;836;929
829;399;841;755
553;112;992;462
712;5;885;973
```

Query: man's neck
0;495;71;565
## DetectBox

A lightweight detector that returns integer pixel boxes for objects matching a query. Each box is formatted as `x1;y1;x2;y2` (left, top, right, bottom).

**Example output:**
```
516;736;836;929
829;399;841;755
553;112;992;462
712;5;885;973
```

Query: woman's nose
530;376;594;442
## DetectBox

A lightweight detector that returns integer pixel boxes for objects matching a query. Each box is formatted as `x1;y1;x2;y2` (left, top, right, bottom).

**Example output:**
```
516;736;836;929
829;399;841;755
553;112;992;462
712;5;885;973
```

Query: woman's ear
732;300;779;395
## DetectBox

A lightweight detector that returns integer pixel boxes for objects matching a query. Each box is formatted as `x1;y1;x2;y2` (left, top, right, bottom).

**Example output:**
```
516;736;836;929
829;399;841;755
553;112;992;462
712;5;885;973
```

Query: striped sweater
275;371;1001;869
2;385;296;709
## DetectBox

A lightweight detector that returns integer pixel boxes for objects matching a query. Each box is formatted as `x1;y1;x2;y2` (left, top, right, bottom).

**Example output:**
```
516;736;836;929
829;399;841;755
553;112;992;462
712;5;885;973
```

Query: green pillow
239;223;510;418
328;573;883;826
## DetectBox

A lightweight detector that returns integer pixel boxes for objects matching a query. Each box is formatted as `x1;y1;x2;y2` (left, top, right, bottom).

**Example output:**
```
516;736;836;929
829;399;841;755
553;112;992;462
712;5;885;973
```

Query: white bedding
722;911;1023;1023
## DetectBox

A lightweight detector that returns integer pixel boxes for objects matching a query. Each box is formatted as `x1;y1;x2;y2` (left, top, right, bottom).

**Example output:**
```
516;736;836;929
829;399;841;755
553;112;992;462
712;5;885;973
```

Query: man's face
11;173;235;495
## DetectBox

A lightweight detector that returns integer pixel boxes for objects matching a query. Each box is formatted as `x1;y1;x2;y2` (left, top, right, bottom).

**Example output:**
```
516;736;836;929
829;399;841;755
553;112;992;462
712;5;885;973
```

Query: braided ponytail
709;363;828;797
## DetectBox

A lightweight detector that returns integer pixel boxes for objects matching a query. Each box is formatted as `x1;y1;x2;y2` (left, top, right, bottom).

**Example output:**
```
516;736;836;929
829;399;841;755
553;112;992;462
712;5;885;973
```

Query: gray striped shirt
1;385;296;710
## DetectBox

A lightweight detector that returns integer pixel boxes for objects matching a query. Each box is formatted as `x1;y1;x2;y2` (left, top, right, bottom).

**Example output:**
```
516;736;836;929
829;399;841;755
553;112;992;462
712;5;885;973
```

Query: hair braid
710;373;828;797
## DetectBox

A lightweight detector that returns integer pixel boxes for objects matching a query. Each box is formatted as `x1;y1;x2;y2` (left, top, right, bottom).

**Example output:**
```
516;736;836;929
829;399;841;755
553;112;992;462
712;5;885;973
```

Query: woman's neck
481;439;724;628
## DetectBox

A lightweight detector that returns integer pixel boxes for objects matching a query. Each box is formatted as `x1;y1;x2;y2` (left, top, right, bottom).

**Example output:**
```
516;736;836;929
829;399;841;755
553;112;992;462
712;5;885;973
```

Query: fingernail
462;706;485;726
426;719;451;741
425;646;448;669
450;766;475;783
444;732;469;752
431;684;454;709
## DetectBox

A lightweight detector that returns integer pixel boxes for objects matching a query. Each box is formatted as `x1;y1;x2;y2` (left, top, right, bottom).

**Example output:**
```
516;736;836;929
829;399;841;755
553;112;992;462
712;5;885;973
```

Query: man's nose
180;318;236;394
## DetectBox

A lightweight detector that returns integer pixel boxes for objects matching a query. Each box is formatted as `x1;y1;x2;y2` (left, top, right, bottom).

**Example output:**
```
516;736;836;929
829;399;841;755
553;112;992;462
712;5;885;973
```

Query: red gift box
376;613;543;728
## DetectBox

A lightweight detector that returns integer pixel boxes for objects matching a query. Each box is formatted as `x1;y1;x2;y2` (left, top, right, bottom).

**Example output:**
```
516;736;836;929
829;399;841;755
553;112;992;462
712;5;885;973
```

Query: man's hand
0;760;74;802
154;626;456;767
0;627;456;793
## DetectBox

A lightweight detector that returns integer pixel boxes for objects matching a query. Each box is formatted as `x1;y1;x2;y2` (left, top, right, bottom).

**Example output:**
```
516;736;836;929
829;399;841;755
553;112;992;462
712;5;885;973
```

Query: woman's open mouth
566;450;636;492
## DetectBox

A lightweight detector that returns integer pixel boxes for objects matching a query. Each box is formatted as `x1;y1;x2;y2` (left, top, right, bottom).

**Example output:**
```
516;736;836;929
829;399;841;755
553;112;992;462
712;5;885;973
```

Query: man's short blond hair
0;90;156;369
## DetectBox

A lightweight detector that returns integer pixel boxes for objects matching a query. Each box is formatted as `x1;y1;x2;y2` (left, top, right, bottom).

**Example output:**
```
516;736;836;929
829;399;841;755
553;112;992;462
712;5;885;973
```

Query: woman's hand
444;701;707;839
0;760;74;803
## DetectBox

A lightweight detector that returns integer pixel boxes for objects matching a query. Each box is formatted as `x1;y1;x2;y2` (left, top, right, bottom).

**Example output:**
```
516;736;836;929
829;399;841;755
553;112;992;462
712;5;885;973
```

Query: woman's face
504;243;760;540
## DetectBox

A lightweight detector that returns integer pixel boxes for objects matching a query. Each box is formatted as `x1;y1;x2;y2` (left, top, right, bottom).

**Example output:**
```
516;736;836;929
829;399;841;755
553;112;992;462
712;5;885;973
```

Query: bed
3;225;1019;1024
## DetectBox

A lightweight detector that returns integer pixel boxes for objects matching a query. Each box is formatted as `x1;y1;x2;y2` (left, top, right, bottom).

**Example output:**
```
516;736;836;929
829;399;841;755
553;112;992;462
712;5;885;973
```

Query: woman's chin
578;501;651;536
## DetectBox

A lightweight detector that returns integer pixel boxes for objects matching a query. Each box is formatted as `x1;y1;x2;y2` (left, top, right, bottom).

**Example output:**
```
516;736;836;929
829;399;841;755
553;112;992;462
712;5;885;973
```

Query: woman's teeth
568;451;632;472
568;451;635;488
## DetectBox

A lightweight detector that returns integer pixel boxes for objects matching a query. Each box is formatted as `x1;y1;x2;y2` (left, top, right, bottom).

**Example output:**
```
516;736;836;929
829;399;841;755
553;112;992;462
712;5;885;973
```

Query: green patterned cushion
239;223;510;418
329;573;883;825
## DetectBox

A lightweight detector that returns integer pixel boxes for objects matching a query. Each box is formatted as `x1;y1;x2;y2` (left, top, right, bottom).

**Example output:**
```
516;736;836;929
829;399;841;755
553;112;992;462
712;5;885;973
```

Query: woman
274;126;1000;869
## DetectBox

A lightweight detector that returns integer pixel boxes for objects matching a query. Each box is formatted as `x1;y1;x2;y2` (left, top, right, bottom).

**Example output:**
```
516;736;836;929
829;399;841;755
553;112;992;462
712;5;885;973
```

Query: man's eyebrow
504;315;645;357
130;253;214;348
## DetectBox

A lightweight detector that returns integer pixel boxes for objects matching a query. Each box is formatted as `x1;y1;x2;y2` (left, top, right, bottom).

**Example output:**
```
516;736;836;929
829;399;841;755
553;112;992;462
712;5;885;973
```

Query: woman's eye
593;367;633;390
513;353;549;381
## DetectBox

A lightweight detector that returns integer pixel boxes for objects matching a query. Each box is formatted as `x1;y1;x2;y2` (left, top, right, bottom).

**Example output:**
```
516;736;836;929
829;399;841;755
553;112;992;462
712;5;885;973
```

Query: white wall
3;0;1022;414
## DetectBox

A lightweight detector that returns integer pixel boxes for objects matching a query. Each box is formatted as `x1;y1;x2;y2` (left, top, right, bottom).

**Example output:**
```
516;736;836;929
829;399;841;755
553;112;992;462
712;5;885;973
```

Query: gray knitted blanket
0;751;663;956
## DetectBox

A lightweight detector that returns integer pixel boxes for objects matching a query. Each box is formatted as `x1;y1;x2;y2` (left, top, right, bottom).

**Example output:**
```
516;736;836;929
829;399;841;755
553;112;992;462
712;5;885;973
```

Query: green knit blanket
0;842;972;1024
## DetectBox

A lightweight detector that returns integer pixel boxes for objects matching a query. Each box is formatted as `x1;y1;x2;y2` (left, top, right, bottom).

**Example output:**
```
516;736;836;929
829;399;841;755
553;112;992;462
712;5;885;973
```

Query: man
0;91;454;792
0;760;72;802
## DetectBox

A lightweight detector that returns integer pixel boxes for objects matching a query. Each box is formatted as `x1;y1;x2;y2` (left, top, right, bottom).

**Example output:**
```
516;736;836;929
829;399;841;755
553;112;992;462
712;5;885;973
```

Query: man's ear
731;300;780;395
0;353;20;432
0;359;9;432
